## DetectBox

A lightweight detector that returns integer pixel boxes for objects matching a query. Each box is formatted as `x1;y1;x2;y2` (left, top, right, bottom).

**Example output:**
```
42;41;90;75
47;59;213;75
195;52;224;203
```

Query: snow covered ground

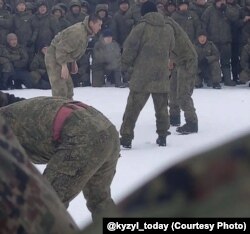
6;84;250;229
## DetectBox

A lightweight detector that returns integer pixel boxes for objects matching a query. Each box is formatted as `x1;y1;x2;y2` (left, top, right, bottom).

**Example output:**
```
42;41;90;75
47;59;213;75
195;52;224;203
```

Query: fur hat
141;1;157;16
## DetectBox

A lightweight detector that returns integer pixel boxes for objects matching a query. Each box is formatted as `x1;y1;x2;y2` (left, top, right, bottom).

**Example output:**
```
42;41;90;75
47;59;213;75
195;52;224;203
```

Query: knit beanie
141;1;157;16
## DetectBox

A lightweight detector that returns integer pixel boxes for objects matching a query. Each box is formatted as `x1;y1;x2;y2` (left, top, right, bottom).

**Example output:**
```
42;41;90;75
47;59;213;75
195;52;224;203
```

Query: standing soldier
0;94;120;222
201;0;237;86
120;1;175;148
45;14;102;99
66;0;87;25
0;113;78;234
164;16;199;133
0;0;12;45
111;0;134;50
171;0;201;43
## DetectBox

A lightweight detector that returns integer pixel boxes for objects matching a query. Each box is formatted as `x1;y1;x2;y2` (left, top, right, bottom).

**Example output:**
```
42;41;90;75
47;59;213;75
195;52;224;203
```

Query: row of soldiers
1;0;250;90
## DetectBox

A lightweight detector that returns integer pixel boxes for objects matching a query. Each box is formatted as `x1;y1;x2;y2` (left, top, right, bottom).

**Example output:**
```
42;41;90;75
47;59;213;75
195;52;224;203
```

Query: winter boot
156;136;166;147
212;83;221;89
170;115;181;126
120;137;132;149
176;122;198;134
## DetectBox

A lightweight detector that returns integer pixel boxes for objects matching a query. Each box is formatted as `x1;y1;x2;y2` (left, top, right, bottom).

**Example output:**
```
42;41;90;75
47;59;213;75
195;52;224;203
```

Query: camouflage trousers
120;91;169;140
196;60;221;86
169;60;198;123
34;109;120;221
45;46;74;99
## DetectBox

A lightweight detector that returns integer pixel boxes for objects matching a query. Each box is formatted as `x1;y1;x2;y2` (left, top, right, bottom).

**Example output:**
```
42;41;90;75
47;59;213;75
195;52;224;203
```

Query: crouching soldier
0;93;120;222
194;30;222;89
92;29;123;87
0;115;78;234
29;43;51;89
239;39;250;87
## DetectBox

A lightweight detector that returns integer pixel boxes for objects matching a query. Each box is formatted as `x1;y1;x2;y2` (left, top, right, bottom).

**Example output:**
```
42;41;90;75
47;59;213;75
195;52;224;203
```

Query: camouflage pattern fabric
118;133;250;217
0;96;120;222
166;16;198;124
79;132;250;234
45;17;92;99
120;12;174;141
0;115;78;234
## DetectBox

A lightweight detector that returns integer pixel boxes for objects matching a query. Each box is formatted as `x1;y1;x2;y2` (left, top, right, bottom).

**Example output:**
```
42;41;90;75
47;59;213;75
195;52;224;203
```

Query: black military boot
170;115;180;126
176;122;198;134
156;136;166;147
120;137;132;149
213;83;221;89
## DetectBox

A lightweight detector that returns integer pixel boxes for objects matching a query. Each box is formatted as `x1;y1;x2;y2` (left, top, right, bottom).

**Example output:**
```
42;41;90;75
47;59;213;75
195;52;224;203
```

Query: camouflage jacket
50;16;92;65
171;10;201;43
122;12;175;93
165;16;198;66
4;44;29;69
29;50;46;75
0;115;78;234
0;96;113;164
201;4;238;44
111;9;134;48
12;11;34;46
194;40;220;64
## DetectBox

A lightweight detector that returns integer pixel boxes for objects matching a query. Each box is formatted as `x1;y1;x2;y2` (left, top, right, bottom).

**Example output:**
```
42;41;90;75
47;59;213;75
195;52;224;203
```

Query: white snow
6;84;250;229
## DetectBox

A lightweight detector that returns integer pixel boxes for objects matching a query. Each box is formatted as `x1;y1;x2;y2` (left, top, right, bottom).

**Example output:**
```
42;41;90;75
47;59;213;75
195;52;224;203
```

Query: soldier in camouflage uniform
171;0;201;43
239;39;250;86
194;30;222;89
0;110;78;234
45;14;102;99
165;16;199;134
29;43;51;89
79;131;250;234
120;2;175;148
66;0;87;25
0;0;12;45
0;94;120;222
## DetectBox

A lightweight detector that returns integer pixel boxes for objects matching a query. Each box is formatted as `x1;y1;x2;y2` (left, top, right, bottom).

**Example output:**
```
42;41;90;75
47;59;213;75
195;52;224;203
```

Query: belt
53;102;88;142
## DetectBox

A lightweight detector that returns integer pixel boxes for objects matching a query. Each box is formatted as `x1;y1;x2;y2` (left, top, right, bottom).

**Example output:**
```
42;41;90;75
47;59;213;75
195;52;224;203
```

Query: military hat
15;0;26;5
197;29;207;37
166;0;176;6
177;0;189;5
141;1;158;16
118;0;130;5
102;28;113;38
80;0;90;9
36;0;48;8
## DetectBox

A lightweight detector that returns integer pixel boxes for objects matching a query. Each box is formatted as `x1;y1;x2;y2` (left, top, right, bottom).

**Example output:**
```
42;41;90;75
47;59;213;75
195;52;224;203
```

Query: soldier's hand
61;64;69;80
70;61;78;75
